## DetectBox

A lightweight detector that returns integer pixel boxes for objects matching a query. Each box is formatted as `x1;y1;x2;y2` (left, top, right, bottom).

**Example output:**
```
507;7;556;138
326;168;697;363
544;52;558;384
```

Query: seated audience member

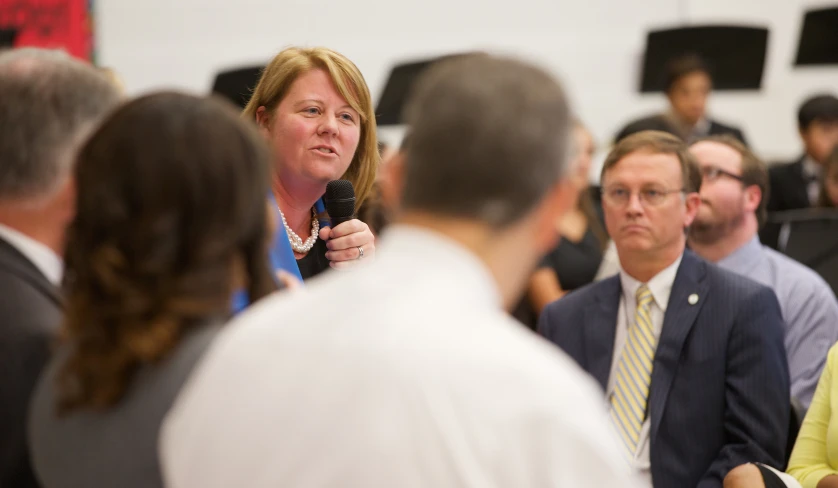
27;92;277;488
817;147;838;208
539;130;790;488
787;343;838;488
161;54;639;488
0;48;120;488
615;55;748;145
688;135;838;409
243;47;379;283
723;342;838;488
518;121;607;327
768;94;838;212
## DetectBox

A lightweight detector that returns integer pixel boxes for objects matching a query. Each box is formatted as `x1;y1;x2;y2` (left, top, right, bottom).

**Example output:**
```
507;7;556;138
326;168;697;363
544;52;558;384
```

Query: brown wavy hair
57;92;277;413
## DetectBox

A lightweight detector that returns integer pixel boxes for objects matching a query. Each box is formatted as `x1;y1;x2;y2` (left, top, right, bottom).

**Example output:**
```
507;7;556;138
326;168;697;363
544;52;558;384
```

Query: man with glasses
539;131;789;488
688;135;838;410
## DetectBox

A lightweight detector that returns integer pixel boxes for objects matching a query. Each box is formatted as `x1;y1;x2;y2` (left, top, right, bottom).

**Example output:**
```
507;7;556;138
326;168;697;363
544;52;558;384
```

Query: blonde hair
243;47;378;207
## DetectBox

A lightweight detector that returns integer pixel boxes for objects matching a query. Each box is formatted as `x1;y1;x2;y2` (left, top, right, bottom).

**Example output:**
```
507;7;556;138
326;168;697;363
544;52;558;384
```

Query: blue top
231;195;328;313
718;235;838;408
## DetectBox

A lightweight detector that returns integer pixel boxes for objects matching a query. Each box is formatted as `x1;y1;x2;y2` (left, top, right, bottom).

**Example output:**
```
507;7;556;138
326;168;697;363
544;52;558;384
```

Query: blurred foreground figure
161;53;638;488
0;47;120;488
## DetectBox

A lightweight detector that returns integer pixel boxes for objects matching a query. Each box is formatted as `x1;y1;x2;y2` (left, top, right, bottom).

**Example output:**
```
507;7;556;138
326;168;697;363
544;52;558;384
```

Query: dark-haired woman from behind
27;92;277;488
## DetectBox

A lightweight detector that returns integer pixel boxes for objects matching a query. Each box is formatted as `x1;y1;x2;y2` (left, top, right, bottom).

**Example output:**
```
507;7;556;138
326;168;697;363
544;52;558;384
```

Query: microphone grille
324;179;356;220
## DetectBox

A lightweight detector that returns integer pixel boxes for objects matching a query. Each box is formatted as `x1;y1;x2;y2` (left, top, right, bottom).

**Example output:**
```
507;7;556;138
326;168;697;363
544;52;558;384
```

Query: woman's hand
320;219;375;269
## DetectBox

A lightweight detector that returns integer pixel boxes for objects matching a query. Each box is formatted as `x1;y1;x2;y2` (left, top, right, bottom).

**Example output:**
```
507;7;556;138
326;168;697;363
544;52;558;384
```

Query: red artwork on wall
0;0;94;61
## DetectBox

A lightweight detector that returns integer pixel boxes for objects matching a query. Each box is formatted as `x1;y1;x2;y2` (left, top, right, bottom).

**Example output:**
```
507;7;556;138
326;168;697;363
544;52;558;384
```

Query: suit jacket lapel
585;276;621;391
649;251;708;442
0;237;62;307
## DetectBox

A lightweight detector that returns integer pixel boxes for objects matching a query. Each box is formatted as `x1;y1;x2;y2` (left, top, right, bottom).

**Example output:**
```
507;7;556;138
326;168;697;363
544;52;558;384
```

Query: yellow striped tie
610;284;656;457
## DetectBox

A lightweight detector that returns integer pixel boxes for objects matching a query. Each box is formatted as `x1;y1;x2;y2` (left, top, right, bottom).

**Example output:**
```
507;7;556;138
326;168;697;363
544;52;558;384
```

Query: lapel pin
688;294;699;305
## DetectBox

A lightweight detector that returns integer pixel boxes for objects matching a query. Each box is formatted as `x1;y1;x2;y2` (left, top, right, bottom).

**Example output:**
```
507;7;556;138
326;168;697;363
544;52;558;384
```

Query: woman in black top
516;122;608;329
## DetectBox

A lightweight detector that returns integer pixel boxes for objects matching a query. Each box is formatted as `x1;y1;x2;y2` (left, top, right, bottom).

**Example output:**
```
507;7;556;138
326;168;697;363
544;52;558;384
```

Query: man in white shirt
0;48;121;488
161;54;636;488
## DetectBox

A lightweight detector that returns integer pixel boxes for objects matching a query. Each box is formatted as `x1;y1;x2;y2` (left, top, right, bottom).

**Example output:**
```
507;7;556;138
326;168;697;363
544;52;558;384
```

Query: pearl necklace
280;207;319;253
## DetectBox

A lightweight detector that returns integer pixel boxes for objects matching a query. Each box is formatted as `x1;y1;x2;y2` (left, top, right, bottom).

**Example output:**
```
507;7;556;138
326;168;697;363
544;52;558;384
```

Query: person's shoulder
708;118;743;133
615;113;668;140
478;315;606;403
701;256;773;299
768;157;803;176
546;277;616;313
762;245;833;294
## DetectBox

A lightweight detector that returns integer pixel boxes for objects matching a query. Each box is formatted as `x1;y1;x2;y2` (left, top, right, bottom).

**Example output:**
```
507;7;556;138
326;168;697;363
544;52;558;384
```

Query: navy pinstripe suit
539;250;790;488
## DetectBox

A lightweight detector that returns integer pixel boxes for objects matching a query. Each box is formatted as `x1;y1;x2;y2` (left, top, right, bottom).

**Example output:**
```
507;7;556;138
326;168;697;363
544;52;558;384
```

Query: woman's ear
255;106;270;133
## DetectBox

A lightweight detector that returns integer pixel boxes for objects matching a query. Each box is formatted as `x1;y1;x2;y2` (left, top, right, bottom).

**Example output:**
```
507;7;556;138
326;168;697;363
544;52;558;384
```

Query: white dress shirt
606;255;682;488
161;224;638;488
0;223;62;285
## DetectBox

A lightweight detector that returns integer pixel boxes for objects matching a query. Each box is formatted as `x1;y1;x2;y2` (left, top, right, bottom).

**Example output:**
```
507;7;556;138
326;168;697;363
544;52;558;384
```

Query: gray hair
401;54;571;228
0;48;121;202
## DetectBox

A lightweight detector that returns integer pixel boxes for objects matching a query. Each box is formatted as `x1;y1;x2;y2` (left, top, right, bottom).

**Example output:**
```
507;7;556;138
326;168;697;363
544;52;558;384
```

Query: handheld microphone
324;180;356;227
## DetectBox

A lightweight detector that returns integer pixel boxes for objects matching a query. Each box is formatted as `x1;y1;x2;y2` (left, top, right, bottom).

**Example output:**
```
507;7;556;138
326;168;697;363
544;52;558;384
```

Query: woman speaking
244;47;380;282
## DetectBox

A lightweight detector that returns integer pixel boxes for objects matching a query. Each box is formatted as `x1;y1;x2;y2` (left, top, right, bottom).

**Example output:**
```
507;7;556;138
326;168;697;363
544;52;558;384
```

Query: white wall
96;0;838;173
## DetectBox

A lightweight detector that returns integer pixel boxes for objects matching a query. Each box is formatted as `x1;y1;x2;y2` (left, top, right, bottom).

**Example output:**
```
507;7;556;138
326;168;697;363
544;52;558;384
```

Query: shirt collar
666;112;711;139
0;223;63;285
619;253;683;312
377;224;503;310
802;155;822;179
717;235;763;276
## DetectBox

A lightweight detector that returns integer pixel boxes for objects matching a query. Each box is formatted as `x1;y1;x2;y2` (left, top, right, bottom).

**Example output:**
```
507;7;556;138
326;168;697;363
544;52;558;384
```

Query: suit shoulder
551;277;615;308
768;159;801;176
704;261;776;301
615;114;669;141
0;268;61;335
708;119;742;133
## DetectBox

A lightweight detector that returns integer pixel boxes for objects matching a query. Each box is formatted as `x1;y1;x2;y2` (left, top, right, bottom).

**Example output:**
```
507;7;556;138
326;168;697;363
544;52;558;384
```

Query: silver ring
357;246;364;260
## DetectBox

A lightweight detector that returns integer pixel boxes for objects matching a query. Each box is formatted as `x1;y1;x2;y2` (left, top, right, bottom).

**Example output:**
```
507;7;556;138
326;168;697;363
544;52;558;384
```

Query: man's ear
380;151;406;212
744;185;762;214
683;191;701;228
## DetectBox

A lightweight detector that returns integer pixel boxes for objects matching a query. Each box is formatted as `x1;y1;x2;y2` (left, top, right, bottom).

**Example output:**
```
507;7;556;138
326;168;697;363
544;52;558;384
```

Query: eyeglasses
701;166;743;182
601;186;685;207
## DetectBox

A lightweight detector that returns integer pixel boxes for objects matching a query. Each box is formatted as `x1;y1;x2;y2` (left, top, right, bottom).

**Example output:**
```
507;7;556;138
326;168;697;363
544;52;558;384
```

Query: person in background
540;130;789;488
161;53;639;488
817;146;838;208
688;135;838;410
524;121;608;323
242;47;379;283
722;343;838;488
0;47;121;488
615;55;747;146
768;94;838;212
27;92;277;488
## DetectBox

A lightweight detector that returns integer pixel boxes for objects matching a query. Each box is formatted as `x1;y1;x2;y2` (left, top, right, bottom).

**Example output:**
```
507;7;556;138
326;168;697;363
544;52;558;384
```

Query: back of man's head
400;54;571;228
0;48;121;204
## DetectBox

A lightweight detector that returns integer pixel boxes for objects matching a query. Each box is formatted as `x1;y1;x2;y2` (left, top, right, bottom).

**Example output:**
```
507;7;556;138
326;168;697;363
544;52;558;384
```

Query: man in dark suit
0;48;120;488
767;94;838;212
539;131;789;488
615;55;748;146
